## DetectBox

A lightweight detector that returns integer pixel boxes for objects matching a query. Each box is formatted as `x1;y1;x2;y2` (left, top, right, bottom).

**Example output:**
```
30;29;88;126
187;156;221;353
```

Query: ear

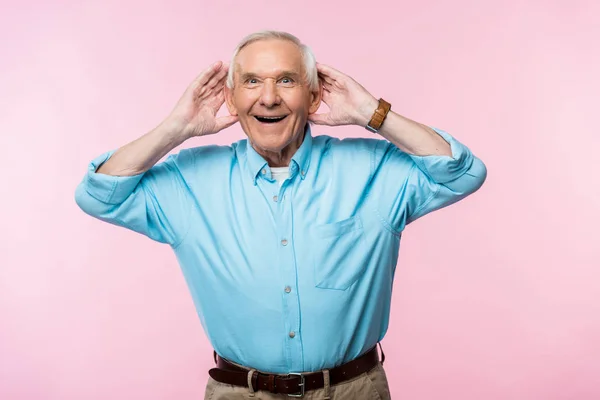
224;85;238;116
308;80;322;115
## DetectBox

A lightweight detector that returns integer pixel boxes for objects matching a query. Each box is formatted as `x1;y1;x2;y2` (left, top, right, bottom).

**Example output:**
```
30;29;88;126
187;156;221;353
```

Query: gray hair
226;30;318;92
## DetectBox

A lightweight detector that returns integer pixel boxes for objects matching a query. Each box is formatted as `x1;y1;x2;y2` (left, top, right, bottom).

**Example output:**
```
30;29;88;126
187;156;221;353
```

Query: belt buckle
287;372;305;397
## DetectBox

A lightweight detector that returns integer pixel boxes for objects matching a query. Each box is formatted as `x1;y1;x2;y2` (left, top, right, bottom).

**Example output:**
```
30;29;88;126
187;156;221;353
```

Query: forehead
234;39;304;76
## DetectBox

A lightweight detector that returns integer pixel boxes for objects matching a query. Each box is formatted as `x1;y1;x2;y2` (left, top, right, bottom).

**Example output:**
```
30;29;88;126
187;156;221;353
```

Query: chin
249;127;292;146
251;135;289;152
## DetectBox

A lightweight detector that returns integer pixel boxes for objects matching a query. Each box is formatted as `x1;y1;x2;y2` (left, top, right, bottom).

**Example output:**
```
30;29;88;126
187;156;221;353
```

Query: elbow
74;182;92;215
74;182;105;217
468;156;487;193
444;156;487;198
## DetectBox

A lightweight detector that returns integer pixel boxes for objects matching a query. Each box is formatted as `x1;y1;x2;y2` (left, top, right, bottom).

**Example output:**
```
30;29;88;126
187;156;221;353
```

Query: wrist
356;97;380;127
156;118;191;146
364;98;392;133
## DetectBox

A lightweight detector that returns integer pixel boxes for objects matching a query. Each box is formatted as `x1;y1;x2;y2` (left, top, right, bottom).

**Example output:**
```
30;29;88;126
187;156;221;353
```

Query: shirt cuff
83;150;146;204
408;127;474;184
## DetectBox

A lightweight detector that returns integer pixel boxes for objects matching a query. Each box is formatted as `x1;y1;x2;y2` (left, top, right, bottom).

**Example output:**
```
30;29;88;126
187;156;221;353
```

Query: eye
279;77;295;86
243;78;261;88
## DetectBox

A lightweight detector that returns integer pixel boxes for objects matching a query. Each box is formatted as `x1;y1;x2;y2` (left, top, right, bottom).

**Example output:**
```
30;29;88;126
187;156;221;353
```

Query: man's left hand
308;63;379;127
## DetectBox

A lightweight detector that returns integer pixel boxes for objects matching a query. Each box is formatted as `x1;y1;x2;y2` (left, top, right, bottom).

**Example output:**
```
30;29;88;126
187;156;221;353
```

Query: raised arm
97;61;237;176
75;61;238;245
309;63;486;232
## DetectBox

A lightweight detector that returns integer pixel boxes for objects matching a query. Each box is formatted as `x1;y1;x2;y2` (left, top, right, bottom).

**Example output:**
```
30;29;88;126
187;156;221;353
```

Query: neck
252;127;305;167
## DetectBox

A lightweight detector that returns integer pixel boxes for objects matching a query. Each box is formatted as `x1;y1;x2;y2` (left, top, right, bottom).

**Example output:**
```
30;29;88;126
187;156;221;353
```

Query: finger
316;63;343;79
319;79;337;94
211;86;224;102
197;73;227;102
320;79;335;90
321;81;333;92
214;115;239;132
194;61;224;87
308;113;333;126
205;67;228;91
318;72;335;86
208;75;228;98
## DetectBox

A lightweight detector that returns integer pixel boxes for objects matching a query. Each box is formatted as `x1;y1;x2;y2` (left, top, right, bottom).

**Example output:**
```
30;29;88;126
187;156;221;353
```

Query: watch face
365;124;378;133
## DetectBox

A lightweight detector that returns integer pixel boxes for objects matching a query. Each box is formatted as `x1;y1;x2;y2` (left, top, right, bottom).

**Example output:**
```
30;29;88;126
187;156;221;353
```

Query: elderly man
75;30;486;399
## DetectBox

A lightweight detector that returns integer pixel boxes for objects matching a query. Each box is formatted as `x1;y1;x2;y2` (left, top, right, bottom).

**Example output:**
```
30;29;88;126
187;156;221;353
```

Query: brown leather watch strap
365;98;391;133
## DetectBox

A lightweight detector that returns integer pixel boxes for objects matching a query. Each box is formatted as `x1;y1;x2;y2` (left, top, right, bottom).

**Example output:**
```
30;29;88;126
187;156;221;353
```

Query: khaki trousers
204;361;391;400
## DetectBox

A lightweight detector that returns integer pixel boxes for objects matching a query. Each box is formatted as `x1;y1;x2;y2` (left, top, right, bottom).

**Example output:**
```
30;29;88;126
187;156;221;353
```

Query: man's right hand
166;61;239;139
95;61;238;177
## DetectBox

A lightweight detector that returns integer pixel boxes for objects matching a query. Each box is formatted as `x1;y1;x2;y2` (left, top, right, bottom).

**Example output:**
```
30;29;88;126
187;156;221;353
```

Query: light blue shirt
75;124;486;373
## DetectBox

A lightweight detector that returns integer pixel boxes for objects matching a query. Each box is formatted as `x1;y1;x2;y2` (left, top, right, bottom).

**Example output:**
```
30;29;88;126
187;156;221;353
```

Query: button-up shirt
75;124;486;373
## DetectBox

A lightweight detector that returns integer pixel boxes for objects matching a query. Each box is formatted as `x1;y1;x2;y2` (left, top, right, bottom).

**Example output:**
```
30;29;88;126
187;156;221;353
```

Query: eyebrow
239;71;303;81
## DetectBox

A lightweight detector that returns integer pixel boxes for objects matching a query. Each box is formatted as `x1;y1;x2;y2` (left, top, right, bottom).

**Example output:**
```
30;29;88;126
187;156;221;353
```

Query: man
75;30;486;399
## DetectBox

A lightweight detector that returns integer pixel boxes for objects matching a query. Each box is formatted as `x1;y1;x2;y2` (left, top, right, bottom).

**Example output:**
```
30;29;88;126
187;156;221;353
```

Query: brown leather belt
208;344;384;397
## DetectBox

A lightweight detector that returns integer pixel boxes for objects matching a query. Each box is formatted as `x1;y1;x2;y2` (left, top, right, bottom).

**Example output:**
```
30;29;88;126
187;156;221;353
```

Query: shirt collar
245;123;313;185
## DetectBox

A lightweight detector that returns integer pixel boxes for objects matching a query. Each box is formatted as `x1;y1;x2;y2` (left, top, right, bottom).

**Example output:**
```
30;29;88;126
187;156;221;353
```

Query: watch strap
365;98;391;133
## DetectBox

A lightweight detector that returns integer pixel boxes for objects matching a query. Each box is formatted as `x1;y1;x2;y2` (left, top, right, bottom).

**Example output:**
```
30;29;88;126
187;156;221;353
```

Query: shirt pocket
312;215;368;290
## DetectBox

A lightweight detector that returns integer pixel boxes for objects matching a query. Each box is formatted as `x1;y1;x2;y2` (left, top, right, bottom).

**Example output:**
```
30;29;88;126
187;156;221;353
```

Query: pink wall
1;1;599;399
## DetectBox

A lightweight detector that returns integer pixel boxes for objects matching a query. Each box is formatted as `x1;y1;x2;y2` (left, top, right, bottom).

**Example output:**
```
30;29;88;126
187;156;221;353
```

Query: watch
365;98;391;133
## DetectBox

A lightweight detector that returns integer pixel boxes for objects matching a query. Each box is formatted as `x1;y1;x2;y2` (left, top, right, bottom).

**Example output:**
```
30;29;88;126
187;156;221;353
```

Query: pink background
1;1;599;399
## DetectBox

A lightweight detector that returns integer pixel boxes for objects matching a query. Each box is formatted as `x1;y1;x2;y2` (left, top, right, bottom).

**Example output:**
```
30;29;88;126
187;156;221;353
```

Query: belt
208;343;385;397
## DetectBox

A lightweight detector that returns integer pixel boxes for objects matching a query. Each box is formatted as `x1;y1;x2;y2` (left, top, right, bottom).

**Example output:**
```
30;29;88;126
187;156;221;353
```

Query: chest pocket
312;215;369;290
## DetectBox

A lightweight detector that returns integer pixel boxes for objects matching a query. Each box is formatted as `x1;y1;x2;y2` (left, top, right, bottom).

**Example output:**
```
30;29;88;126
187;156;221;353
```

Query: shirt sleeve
74;148;195;246
370;126;487;233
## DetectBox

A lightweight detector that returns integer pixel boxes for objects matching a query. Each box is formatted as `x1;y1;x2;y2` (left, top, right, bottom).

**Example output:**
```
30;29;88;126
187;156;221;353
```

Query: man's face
225;39;321;155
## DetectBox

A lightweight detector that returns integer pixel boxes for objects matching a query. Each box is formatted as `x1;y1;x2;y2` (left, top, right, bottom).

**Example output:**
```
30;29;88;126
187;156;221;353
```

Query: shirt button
301;170;306;176
284;286;291;293
289;331;296;338
281;239;288;246
261;168;266;175
273;195;278;202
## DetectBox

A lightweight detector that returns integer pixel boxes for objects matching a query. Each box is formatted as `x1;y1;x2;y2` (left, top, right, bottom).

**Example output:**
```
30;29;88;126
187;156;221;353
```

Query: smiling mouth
254;115;288;124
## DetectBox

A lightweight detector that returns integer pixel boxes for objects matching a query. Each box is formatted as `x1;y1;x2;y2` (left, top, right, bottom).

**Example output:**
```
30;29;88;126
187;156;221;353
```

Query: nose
259;79;281;107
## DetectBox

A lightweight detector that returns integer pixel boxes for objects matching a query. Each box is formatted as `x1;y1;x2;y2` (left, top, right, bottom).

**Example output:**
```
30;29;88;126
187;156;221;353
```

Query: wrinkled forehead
233;39;305;79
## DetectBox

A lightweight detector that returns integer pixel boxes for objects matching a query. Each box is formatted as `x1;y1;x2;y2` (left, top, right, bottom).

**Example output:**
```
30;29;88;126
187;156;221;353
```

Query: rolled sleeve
408;127;474;184
83;150;146;204
75;149;195;245
370;127;486;232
